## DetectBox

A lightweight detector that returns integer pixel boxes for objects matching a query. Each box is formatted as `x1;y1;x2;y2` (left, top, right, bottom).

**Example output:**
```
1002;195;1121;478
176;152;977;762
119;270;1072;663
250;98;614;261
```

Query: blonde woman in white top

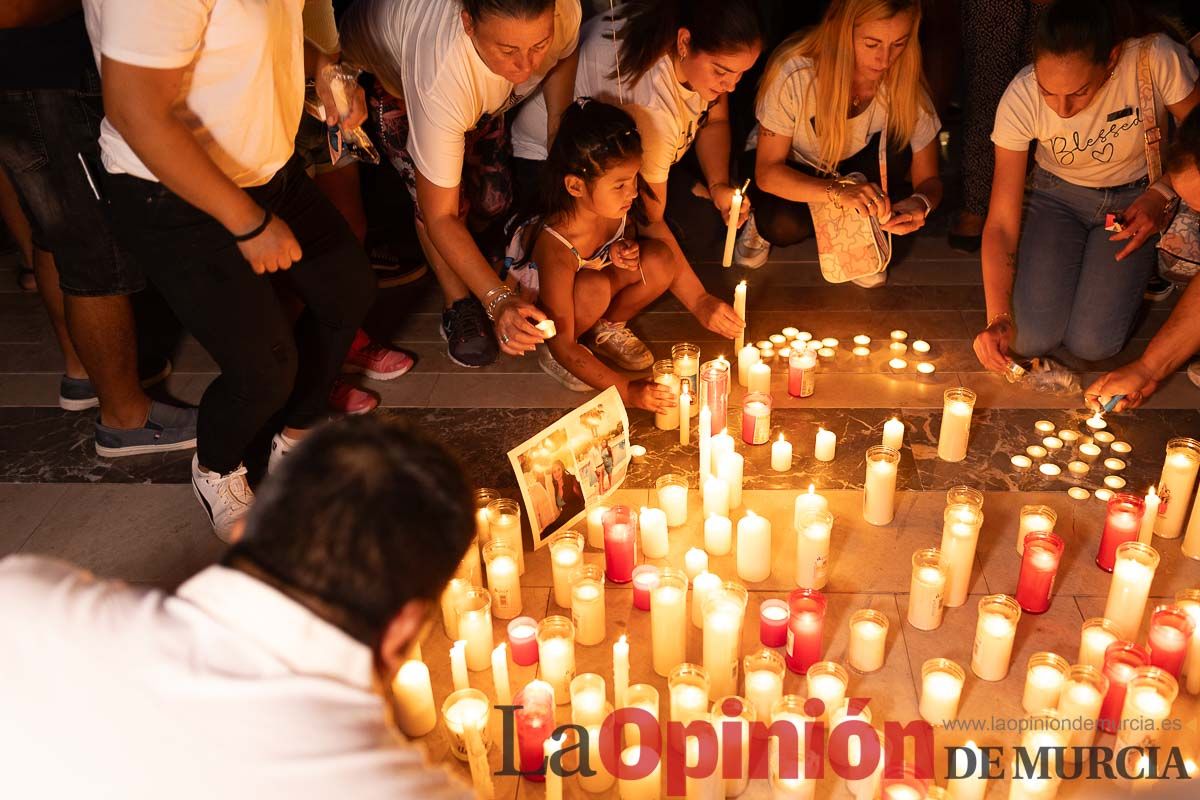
734;0;943;280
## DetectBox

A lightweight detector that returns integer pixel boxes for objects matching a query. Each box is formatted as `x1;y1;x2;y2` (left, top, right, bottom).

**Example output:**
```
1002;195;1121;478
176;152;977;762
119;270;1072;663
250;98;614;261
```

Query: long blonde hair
758;0;931;172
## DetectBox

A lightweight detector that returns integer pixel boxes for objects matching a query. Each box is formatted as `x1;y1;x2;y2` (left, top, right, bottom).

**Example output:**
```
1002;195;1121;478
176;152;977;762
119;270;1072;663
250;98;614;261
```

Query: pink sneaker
328;377;380;415
342;329;414;380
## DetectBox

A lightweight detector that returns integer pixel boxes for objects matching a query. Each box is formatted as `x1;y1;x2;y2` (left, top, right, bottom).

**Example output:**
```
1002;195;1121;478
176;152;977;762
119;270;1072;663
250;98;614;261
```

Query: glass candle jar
741;391;772;445
712;695;756;798
907;548;947;631
848;608;889;673
700;358;730;434
513;680;556;779
482;538;522;619
770;695;814;794
946;485;984;510
1116;666;1179;751
584;501;609;549
1057;664;1109;747
806;661;849;721
652;358;681;431
744;648;786;722
441;687;492;761
1016;504;1057;556
1099;641;1151;733
703;581;749;697
760;598;789;647
1147;604;1194;678
570;564;606;646
569;672;608;728
455;587;494;672
535;616;576;705
651;568;689;677
631;564;659;611
439;577;473;640
971;594;1022;681
507;616;539;665
1021;652;1070;714
667;662;711;725
601;505;638;583
937;387;977;462
794;510;833;590
486;497;524;574
1174;588;1200;695
1104;541;1161;640
1154;437;1200;539
940;502;984;608
621;683;660;748
655;473;689;528
672;343;701;416
785;588;827;674
1016;531;1065;614
1079;617;1122;670
548;531;583;609
1097;493;1145;571
919;657;965;724
863;445;901;526
788;349;817;398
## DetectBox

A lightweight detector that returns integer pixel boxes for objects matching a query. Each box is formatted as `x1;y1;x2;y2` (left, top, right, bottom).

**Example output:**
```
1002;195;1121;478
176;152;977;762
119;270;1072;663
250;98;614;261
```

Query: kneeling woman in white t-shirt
735;0;943;283
974;0;1200;370
339;0;581;369
510;0;762;353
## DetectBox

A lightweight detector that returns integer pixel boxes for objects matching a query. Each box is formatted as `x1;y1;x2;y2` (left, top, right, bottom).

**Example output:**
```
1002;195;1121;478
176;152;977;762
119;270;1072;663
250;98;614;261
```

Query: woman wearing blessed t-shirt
973;0;1200;370
339;0;581;368
733;0;943;283
509;0;762;350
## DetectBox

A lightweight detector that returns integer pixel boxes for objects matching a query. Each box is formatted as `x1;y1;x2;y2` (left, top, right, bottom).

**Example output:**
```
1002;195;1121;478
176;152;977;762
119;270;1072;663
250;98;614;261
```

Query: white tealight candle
770;334;787;347
888;357;908;371
1095;488;1113;501
1111;441;1132;454
1011;455;1033;470
1103;474;1125;489
704;513;733;556
782;326;800;339
772;434;793;472
853;346;871;357
817;346;836;359
916;362;936;374
1034;420;1056;434
822;337;839;348
1068;461;1090;476
796;331;813;343
1042;436;1064;450
1078;443;1102;463
912;339;931;354
853;334;871;346
1039;463;1062;477
890;330;908;342
1068;486;1090;500
1104;457;1126;471
1086;412;1107;431
889;341;908;355
815;427;837;462
1026;445;1048;459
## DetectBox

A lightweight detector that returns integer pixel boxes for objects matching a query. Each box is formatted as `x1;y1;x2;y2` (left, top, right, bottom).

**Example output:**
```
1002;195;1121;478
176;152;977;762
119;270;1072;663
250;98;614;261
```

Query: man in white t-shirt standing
82;0;377;538
0;416;477;800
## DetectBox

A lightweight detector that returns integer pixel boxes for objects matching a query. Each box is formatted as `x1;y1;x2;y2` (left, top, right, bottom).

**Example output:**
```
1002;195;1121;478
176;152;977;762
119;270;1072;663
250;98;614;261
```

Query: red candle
507;616;539;666
602;506;638;583
785;588;826;674
631;565;660;611
759;599;789;647
514;680;556;780
1098;642;1150;733
1148;605;1194;678
1016;531;1064;614
1096;493;1144;572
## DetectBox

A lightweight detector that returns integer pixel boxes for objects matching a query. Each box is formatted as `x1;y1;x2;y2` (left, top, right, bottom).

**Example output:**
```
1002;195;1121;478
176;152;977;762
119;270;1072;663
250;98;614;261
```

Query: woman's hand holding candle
711;182;752;227
610;238;641;271
692;294;745;339
627;378;677;414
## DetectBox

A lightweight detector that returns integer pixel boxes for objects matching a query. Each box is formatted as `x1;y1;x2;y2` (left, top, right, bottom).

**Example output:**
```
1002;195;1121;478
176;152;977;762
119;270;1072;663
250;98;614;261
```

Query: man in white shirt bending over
0;416;476;800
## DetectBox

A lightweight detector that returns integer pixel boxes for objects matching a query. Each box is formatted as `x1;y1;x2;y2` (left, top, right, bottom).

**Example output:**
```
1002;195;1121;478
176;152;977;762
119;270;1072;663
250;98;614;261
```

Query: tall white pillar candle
652;569;689;677
544;737;564;800
549;532;583;608
748;361;772;394
940;503;984;607
692;571;723;629
863;445;899;526
491;644;512;706
639;506;670;560
704;475;730;518
908;549;947;631
571;565;606;646
738;344;760;388
440;577;472;639
704;513;733;556
733;280;747;353
699;405;712;481
679;383;691;444
613;634;630;708
711;428;736;463
794;485;830;530
586;504;610;549
736;511;772;583
718;451;744;510
971;595;1021;681
1155;438;1200;539
794;510;833;589
704;584;748;697
722;189;743;267
937;388;977;462
451;640;470;691
684;548;709;580
815;427;837;462
392;660;438;737
1140;486;1161;546
882;417;905;451
1103;541;1160;640
457;590;495;671
537;617;577;705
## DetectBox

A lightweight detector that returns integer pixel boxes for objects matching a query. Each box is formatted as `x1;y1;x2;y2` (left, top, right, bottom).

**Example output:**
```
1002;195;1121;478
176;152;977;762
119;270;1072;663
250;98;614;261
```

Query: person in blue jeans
973;0;1200;371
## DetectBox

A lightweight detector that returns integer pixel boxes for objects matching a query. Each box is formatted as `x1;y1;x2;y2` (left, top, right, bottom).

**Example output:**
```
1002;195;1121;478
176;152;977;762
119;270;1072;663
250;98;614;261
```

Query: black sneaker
1144;275;1174;302
58;356;174;412
368;240;428;288
440;297;499;368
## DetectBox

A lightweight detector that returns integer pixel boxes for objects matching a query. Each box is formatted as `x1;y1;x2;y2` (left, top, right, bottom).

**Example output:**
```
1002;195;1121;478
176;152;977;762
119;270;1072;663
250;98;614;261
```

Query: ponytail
613;0;763;85
1034;0;1186;64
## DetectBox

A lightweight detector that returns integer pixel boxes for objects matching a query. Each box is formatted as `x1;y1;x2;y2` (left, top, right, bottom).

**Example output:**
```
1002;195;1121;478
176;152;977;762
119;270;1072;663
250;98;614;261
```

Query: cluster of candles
1009;415;1143;501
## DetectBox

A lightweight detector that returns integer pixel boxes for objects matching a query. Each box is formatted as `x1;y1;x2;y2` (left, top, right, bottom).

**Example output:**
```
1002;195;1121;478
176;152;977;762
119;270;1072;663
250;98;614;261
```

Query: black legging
741;131;913;247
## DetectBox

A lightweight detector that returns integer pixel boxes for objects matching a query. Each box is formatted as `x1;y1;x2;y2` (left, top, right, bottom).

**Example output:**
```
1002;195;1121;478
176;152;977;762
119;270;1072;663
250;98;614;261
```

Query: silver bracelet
911;193;933;215
484;286;516;322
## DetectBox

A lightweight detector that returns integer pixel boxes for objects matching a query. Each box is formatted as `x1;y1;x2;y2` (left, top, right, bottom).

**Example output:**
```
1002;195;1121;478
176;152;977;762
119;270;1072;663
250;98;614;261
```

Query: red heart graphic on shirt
1091;143;1115;163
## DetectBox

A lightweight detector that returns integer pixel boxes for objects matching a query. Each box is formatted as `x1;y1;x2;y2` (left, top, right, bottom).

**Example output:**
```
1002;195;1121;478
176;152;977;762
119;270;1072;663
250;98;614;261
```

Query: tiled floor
1;207;1198;798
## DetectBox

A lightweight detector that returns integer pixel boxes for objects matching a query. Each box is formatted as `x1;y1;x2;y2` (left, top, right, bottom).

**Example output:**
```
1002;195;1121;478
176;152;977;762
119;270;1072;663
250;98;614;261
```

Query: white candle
1156;440;1200;539
673;349;699;417
704;513;733;556
848;611;888;673
794;511;833;589
544;737;564;800
639;506;669;560
1181;486;1200;558
948;740;988;800
678;384;691;444
704;588;747;697
738;344;759;388
1176;597;1200;695
618;745;661;800
1144;486;1163;546
1058;678;1104;747
920;664;965;723
651;570;689;676
1022;657;1068;714
863;447;899;526
489;509;524;573
703;475;730;518
439;578;472;639
570;675;608;728
722;190;743;267
451;640;469;691
692;571;723;628
613;634;630;707
684;547;709;580
654;369;681;431
539;634;575;705
1103;545;1159;640
749;361;772;394
746;668;784;722
971;600;1019;681
1016;504;1057;556
586;504;609;549
670;681;710;725
458;599;495;672
733;280;747;353
736;511;772;583
549;534;582;608
772;434;793;472
940;504;983;607
1079;619;1120;670
717;451;744;510
491;644;512;706
794;485;830;529
484;548;522;619
713;704;752;798
464;722;495;800
1117;682;1176;750
657;481;689;528
815;427;837;462
937;389;976;462
908;554;947;631
882;417;904;451
571;572;606;646
711;428;735;463
807;665;847;720
699;405;712;481
392;660;437;737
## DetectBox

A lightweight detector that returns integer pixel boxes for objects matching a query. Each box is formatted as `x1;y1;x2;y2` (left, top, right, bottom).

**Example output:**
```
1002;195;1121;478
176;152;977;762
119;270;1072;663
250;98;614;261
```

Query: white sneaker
268;432;299;475
589;319;654;371
191;454;254;542
539;346;593;392
734;213;771;269
851;270;888;288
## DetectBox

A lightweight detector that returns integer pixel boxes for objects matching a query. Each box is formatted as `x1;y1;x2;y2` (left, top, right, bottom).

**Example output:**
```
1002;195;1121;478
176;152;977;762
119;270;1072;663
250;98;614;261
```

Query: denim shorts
0;79;144;296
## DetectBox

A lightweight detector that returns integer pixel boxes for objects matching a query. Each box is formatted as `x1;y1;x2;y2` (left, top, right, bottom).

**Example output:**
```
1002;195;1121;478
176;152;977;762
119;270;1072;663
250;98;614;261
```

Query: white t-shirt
992;34;1198;188
0;556;474;800
754;54;942;170
83;0;307;187
360;0;581;189
511;14;708;185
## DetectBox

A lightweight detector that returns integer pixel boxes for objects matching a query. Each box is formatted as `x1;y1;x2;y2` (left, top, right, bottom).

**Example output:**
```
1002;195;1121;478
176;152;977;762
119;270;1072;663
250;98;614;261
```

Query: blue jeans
1012;168;1155;362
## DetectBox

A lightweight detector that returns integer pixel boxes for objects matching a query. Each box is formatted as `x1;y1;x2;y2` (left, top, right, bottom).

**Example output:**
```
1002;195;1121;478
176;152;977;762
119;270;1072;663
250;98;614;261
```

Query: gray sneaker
538;346;593;392
734;213;771;269
94;401;198;458
589;319;654;371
